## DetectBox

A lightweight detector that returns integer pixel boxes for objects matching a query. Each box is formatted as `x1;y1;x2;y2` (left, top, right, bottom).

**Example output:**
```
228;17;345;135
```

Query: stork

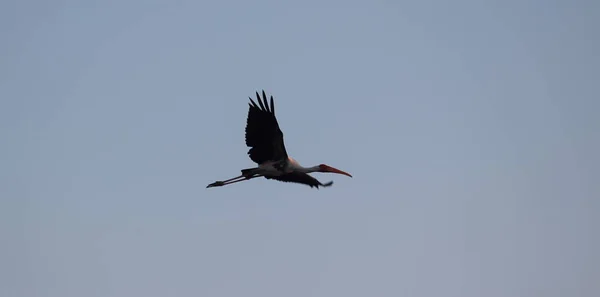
207;90;352;189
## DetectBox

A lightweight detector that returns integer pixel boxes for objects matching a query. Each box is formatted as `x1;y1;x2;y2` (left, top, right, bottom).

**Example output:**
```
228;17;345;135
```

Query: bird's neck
287;158;320;173
297;165;321;173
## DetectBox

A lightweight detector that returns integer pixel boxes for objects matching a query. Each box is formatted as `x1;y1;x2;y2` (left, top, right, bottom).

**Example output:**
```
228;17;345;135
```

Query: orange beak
322;165;353;177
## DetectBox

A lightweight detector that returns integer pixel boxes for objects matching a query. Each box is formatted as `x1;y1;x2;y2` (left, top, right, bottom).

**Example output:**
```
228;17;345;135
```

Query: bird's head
318;164;352;177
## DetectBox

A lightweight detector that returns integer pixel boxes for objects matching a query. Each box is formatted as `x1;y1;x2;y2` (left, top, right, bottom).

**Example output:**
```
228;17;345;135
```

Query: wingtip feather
256;91;266;111
262;90;270;113
248;97;259;108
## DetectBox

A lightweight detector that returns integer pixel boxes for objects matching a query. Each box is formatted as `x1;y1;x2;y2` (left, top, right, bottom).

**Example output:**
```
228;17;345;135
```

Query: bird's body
256;157;297;176
207;90;352;189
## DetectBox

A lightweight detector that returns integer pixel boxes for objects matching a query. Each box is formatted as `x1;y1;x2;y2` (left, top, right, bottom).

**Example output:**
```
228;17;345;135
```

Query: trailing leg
206;168;261;188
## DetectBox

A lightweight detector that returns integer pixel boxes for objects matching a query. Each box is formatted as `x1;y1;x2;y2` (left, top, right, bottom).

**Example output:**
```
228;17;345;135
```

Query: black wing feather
256;91;266;111
262;90;271;113
267;172;333;188
245;90;288;164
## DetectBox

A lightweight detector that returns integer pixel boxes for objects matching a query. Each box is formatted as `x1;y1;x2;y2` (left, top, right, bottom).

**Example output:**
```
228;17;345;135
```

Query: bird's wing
245;90;288;164
266;172;333;188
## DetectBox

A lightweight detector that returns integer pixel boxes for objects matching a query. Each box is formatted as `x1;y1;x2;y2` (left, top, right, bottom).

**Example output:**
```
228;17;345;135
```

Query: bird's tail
241;167;259;177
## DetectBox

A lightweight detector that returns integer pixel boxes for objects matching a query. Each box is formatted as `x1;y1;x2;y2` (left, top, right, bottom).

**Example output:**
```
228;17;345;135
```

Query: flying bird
207;90;352;189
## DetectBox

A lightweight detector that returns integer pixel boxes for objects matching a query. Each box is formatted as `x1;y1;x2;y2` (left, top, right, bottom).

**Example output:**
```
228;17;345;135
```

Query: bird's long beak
323;165;352;177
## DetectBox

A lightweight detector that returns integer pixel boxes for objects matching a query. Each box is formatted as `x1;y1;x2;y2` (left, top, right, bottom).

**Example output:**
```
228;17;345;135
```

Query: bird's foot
206;181;224;188
321;181;333;187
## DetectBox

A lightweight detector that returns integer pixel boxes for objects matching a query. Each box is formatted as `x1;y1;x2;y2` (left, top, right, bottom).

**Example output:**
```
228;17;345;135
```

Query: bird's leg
206;175;245;188
206;173;261;188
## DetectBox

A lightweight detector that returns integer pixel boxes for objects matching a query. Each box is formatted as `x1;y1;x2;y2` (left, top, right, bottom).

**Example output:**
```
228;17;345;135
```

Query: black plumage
245;90;288;164
266;172;333;188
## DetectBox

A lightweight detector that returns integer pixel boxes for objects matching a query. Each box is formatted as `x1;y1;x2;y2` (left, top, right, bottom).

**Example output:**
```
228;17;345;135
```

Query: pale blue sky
1;0;599;296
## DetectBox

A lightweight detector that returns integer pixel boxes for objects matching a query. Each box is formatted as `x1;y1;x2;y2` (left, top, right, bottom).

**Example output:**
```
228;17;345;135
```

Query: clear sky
2;0;599;296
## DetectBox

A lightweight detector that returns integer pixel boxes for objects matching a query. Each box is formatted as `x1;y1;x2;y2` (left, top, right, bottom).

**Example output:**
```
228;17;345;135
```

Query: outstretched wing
266;172;333;188
245;90;288;164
